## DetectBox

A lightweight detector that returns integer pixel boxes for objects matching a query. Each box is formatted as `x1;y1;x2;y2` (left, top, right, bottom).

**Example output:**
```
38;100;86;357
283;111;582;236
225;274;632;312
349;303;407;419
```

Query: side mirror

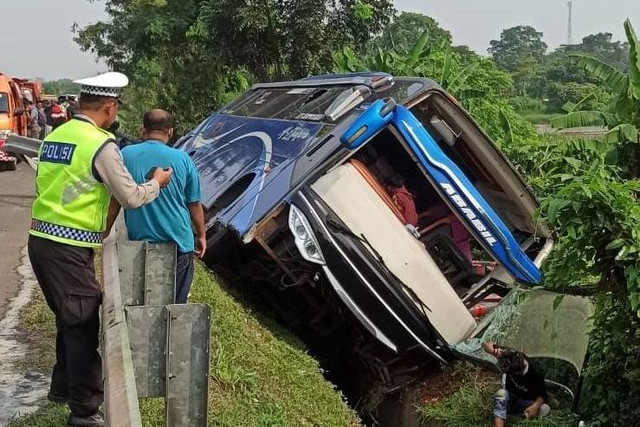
14;108;24;117
340;98;396;150
430;116;459;147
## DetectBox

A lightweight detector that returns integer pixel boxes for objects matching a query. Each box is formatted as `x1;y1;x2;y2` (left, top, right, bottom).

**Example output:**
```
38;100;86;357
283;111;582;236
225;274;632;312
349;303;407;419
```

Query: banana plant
332;29;484;101
552;19;640;145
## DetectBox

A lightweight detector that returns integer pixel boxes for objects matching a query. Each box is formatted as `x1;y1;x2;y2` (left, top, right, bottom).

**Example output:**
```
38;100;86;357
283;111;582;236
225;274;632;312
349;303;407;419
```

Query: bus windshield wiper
325;215;432;316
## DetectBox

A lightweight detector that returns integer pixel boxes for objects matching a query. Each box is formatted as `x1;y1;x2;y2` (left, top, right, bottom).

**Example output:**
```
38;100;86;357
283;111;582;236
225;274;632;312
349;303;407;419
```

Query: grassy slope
10;263;359;427
417;363;578;427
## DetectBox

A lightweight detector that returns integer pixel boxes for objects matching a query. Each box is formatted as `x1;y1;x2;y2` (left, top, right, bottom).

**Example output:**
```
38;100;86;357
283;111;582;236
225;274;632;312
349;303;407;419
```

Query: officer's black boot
66;411;104;427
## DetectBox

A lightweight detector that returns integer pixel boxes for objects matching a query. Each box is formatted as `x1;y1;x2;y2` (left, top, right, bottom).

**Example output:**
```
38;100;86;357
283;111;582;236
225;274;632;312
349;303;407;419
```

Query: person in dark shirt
66;99;79;121
484;341;550;426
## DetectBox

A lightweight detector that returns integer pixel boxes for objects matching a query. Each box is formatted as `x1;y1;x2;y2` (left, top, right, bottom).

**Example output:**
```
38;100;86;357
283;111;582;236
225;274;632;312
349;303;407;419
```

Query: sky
395;0;640;53
0;0;107;81
1;0;639;81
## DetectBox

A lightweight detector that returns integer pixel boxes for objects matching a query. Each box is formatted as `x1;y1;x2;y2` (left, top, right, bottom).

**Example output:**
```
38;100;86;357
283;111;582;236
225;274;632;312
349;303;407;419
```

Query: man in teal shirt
107;109;206;303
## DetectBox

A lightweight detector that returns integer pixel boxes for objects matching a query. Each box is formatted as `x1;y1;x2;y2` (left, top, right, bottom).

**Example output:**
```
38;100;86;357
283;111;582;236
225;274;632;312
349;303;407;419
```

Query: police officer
28;72;172;427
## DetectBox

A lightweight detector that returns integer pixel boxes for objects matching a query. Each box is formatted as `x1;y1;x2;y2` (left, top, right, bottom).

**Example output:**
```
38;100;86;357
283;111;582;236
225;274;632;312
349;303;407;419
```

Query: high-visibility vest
30;118;114;248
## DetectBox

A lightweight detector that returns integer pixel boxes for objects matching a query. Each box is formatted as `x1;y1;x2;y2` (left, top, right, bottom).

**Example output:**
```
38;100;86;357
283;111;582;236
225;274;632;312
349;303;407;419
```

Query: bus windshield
0;93;9;113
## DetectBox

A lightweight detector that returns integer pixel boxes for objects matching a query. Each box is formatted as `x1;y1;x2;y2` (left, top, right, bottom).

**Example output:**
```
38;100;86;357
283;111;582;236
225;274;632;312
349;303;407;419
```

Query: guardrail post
102;218;211;426
102;236;143;427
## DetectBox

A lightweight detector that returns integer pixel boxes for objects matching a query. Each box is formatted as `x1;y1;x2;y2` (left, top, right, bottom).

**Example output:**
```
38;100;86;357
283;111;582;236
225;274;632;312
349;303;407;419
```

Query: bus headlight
288;204;325;265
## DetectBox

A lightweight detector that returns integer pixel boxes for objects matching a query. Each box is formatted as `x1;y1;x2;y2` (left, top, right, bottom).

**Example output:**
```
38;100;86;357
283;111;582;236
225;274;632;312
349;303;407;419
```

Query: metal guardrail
4;134;41;157
102;224;211;426
102;238;143;426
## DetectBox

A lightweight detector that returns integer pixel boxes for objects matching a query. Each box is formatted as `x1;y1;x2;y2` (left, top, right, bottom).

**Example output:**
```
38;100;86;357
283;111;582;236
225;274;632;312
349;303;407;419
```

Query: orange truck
0;72;28;147
15;78;43;104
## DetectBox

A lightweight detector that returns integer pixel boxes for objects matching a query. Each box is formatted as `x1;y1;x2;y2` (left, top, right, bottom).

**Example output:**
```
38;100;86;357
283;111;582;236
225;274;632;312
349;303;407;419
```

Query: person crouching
484;341;551;426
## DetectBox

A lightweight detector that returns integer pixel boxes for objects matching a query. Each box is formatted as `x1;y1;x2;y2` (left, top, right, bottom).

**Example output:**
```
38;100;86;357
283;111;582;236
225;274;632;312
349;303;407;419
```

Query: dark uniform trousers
28;235;103;417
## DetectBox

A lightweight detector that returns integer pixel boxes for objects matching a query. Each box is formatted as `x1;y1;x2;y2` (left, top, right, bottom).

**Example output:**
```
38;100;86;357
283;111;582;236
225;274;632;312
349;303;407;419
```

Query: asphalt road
0;165;35;320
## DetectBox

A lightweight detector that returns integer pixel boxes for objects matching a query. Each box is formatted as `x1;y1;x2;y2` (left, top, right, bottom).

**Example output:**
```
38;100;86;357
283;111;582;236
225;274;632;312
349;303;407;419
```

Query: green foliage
508;30;630;105
509;96;546;113
369;11;452;52
492;26;640;417
75;0;394;132
625;21;640;99
503;122;640;426
488;25;547;96
333;30;438;77
42;79;80;96
566;32;630;73
75;0;250;133
203;0;394;80
353;0;374;20
333;29;536;147
551;110;619;128
540;169;640;293
506;87;640;427
489;25;548;71
545;81;612;112
570;55;629;94
551;19;640;172
579;295;640;425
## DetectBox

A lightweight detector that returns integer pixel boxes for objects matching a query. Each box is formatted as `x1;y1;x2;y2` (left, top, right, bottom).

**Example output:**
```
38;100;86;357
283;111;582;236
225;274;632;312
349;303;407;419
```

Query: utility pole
567;0;573;45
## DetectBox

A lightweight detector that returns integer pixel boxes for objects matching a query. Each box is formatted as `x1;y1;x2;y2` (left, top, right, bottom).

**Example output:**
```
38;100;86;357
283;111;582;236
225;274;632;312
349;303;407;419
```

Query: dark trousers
175;252;194;304
28;235;103;417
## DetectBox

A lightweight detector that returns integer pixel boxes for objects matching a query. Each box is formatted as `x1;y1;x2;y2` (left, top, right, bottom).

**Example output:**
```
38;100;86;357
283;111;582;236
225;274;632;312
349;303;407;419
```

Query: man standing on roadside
28;72;173;427
27;100;41;139
105;109;206;304
37;101;47;139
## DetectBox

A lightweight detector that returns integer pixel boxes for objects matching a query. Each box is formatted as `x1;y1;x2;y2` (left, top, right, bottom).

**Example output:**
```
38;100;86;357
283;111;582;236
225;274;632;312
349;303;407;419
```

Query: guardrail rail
102;223;211;426
4;134;41;157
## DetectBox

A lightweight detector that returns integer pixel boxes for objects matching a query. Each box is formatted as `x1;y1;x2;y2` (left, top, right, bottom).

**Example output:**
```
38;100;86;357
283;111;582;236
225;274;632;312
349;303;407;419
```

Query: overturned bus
175;73;590;400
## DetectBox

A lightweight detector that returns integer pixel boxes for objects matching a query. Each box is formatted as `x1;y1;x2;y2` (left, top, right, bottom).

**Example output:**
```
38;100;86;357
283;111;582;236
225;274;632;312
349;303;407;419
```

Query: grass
8;403;68;427
10;262;360;427
417;363;578;427
17;288;57;373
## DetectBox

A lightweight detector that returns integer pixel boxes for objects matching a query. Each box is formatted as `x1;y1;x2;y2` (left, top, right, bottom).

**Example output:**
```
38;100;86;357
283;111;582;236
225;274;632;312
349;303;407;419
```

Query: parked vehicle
14;78;43;104
0;73;27;147
176;73;589;401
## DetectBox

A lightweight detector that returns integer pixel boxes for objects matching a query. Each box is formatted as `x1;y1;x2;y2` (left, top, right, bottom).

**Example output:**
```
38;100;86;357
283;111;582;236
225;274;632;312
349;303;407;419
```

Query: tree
567;32;630;72
74;0;393;131
488;26;547;95
522;32;630;105
488;25;547;71
370;12;451;53
203;0;394;80
75;0;248;133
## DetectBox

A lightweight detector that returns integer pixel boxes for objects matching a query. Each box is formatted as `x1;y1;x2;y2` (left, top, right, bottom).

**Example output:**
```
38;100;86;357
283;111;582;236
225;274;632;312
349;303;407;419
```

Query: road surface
0;165;35;320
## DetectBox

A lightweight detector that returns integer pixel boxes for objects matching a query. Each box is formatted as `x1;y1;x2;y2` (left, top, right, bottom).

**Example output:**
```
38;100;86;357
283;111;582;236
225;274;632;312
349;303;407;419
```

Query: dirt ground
0;164;35;320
